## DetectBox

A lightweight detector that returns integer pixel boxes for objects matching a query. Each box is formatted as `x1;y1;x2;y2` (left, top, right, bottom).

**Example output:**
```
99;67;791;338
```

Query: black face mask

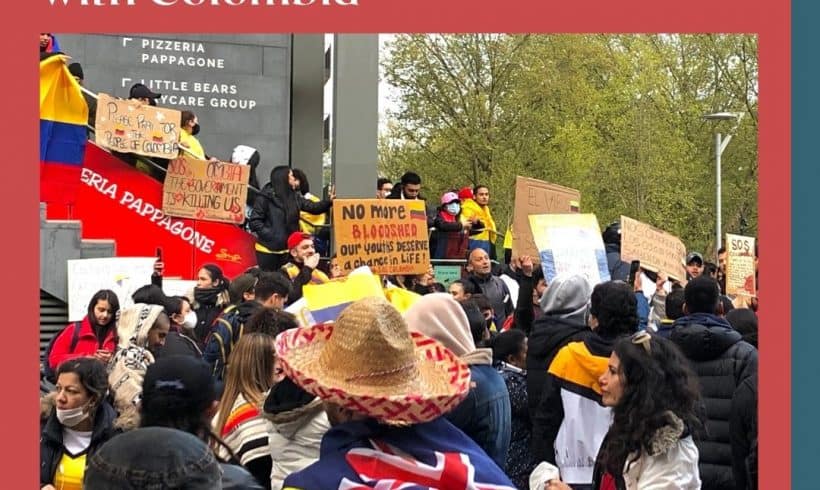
191;123;201;136
194;287;221;306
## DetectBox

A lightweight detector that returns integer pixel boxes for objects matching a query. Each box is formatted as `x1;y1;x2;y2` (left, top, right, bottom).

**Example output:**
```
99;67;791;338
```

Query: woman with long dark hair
190;263;231;346
249;165;334;271
547;331;702;489
40;358;117;489
47;290;120;374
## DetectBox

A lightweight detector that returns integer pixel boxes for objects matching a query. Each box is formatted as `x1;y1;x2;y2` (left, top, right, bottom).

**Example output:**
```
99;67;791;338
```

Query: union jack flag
339;439;516;490
282;417;515;490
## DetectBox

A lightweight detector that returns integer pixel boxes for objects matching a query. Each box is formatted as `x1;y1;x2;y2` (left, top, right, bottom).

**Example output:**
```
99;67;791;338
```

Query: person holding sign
249;166;335;272
281;232;330;306
430;191;483;260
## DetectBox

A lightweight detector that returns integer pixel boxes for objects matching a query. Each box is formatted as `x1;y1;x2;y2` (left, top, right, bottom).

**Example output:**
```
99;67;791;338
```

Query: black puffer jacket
40;401;118;486
249;183;332;252
730;373;757;490
670;313;758;490
526;315;590;417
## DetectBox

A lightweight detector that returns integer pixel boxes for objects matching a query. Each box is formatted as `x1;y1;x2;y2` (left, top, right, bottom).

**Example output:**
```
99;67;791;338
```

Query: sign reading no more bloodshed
333;199;430;276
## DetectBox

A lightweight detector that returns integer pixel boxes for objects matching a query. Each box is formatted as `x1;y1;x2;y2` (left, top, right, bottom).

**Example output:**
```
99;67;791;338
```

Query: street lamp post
703;112;743;251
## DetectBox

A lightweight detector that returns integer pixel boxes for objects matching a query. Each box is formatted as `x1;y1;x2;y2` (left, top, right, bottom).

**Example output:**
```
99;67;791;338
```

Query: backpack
209;306;245;380
108;344;155;431
41;321;82;383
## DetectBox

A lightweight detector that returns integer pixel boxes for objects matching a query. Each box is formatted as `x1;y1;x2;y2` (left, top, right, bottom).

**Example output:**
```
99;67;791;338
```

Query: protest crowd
40;34;759;489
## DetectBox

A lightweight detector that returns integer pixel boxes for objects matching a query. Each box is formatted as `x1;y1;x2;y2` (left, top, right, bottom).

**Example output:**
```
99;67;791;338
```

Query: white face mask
445;203;460;215
56;405;90;427
182;311;197;330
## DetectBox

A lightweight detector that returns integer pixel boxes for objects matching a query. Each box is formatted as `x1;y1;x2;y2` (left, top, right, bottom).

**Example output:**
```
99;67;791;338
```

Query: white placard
67;257;157;321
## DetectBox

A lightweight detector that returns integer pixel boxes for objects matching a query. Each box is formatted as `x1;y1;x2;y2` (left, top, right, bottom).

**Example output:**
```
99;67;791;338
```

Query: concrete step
80;239;117;259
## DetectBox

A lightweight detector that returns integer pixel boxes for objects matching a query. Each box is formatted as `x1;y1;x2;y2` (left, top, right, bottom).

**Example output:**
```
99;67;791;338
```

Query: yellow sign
528;213;609;285
94;93;181;159
333;199;430;275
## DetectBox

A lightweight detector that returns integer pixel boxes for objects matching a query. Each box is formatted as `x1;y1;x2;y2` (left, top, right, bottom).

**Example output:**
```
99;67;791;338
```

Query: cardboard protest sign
529;214;610;286
726;233;756;296
162;157;250;224
333;199;430;275
620;215;687;282
95;93;181;159
512;176;581;261
67;257;156;321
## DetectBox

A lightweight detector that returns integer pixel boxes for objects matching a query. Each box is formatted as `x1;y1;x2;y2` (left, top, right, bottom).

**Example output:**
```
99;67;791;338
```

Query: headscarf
405;293;492;365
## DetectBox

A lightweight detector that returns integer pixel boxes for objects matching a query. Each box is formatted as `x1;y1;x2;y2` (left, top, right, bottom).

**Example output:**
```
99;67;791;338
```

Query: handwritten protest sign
95;93;181;159
726;233;756;296
67;257;156;321
162;157;249;224
620;216;687;282
529;214;609;286
512;176;581;261
333;199;430;275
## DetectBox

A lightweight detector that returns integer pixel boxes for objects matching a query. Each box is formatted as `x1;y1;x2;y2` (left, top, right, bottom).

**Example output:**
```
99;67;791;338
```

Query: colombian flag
40;54;88;211
302;269;385;323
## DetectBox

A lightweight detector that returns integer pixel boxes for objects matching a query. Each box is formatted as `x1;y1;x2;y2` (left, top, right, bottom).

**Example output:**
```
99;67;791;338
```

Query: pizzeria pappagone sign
162;157;250;224
95;93;181;159
332;199;430;275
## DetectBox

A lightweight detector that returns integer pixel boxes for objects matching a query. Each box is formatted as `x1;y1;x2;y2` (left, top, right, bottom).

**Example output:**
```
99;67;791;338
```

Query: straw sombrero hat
274;296;471;425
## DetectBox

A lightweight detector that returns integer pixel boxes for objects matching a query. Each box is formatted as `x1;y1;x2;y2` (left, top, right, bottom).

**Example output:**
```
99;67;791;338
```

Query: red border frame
15;1;788;487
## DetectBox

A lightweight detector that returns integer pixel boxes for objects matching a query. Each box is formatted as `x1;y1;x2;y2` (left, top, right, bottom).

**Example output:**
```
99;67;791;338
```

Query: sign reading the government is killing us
333;199;430;276
726;233;756;297
529;213;610;286
95;93;181;159
162;157;249;224
620;216;688;282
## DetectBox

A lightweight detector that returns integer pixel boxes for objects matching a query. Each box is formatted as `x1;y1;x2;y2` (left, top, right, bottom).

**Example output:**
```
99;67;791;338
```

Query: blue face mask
445;203;460;215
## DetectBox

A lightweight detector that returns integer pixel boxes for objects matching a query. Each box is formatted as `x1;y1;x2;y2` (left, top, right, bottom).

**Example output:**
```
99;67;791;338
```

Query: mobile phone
627;260;640;286
155;247;163;260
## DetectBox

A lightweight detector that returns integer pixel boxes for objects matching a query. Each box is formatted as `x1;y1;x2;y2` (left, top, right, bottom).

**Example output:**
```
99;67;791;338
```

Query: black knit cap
68;62;84;80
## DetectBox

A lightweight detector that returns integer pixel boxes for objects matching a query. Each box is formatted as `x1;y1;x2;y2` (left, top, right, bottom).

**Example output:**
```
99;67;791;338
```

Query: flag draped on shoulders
40;54;88;208
282;417;516;490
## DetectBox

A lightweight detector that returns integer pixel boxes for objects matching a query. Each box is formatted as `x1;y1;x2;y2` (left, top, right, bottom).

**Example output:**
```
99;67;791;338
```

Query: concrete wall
57;33;293;187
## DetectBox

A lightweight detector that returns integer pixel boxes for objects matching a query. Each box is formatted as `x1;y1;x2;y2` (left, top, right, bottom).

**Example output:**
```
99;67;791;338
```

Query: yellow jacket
179;131;206;160
299;193;327;234
460;198;497;243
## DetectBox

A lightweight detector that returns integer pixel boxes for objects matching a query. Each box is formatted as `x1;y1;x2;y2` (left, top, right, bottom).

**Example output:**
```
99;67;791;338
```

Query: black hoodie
671;313;758;490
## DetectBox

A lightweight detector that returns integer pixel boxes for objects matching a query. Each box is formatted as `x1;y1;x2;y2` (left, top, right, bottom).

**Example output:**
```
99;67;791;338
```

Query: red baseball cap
287;232;312;250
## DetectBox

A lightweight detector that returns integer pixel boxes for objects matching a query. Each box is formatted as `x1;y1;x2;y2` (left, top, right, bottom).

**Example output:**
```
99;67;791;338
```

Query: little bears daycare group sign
333;199;430;275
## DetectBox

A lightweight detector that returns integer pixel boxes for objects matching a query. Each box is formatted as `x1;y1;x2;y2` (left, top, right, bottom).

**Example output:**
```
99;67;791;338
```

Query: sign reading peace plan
95;93;181;159
333;199;430;276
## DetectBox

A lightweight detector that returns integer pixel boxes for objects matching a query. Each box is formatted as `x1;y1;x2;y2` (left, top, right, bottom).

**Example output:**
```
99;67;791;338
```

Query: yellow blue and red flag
40;54;89;207
301;270;385;323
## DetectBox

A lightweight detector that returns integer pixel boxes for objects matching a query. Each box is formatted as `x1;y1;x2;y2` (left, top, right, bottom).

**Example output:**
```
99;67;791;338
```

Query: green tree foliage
380;34;758;256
